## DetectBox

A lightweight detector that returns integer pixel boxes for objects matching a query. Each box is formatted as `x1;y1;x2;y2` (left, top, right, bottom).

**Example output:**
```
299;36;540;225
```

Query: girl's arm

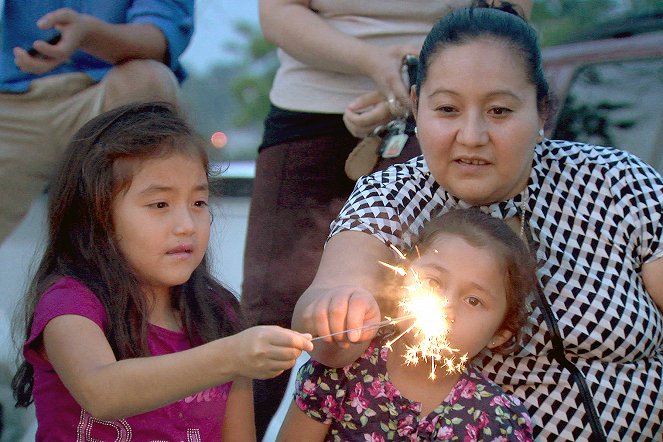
43;315;311;421
221;376;255;441
276;399;329;442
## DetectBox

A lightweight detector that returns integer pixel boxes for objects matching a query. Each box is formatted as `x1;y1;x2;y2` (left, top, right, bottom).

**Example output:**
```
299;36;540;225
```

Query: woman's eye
437;105;457;113
154;202;168;209
194;200;209;207
489;107;512;116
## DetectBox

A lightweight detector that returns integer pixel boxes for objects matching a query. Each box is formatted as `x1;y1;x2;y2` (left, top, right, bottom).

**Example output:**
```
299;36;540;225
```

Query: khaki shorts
0;73;106;244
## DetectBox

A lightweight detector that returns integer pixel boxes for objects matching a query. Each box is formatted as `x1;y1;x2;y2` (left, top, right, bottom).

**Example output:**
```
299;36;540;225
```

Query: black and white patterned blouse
329;139;663;441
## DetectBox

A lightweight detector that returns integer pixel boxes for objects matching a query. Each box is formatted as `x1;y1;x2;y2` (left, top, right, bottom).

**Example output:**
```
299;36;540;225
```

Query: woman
292;4;663;440
242;1;532;437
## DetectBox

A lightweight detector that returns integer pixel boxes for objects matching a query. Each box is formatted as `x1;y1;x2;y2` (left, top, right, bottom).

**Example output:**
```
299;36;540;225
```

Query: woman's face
413;38;543;205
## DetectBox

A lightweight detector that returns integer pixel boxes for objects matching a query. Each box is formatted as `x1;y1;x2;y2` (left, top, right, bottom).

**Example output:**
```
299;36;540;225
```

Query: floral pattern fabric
295;332;532;441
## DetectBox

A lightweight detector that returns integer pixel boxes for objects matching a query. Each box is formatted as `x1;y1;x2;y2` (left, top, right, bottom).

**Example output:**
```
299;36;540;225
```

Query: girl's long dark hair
12;102;244;407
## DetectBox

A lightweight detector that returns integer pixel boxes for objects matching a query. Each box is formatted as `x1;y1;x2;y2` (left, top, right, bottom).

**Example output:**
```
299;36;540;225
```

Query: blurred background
176;0;663;166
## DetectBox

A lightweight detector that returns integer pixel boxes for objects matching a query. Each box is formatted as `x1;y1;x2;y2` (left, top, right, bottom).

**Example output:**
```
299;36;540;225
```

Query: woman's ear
487;329;513;349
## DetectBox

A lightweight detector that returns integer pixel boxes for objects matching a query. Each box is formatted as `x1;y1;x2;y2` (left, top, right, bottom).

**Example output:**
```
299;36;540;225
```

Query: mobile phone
27;31;62;57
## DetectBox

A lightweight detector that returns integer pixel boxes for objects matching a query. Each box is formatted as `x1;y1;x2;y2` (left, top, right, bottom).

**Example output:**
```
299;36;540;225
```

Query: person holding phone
0;2;193;439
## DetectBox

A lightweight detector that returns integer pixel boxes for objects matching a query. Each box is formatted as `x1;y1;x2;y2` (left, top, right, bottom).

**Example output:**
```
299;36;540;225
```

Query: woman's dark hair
12;102;244;406
405;209;537;354
416;1;551;118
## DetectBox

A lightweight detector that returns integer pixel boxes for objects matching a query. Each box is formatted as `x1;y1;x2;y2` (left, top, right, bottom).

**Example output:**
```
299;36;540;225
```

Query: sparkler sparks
383;269;468;379
311;245;468;380
384;243;468;379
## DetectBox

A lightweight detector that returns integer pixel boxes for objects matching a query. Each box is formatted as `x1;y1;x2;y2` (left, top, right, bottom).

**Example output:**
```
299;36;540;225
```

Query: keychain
379;118;408;158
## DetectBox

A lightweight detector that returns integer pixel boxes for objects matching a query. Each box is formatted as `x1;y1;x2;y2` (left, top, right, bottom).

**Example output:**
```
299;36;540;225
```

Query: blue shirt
1;0;193;93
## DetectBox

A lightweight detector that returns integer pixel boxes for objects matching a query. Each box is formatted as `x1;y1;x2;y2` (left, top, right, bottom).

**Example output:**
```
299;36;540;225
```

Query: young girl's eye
423;277;442;291
153;202;168;209
466;297;482;307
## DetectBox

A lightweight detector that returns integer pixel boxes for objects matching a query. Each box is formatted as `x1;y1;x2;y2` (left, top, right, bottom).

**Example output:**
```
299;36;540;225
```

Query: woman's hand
296;285;382;368
229;326;313;379
301;285;382;345
343;91;394;138
360;44;419;112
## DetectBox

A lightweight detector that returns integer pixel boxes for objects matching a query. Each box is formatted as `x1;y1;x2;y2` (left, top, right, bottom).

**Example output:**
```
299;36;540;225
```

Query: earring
538;128;544;137
414;126;418;135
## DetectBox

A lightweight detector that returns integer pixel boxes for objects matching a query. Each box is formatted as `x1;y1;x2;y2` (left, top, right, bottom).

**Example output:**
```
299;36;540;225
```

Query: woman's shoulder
538;139;660;176
536;139;663;196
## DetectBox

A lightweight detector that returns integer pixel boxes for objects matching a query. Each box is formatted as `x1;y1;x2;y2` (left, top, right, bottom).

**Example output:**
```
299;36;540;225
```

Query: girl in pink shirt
11;102;313;441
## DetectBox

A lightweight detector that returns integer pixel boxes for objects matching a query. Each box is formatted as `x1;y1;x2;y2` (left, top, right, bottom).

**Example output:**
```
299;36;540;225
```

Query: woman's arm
642;257;663;311
259;0;419;106
292;230;392;367
222;377;256;441
43;317;312;421
276;399;330;442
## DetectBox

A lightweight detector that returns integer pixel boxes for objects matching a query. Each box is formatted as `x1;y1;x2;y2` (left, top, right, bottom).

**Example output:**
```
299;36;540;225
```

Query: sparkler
312;243;468;379
311;314;415;341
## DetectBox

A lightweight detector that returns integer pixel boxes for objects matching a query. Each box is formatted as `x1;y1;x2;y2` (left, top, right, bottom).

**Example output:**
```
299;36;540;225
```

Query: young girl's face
111;151;210;297
400;232;510;359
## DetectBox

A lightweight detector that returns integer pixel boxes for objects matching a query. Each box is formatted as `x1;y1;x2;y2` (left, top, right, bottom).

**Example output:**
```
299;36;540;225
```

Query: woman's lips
456;157;489;166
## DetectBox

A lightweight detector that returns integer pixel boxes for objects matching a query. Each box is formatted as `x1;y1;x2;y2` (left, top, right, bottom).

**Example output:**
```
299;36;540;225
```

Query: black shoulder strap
524;220;608;441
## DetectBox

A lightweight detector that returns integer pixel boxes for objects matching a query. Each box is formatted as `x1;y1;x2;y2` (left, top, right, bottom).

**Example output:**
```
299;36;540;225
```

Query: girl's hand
343;91;393;138
230;326;313;379
13;8;91;74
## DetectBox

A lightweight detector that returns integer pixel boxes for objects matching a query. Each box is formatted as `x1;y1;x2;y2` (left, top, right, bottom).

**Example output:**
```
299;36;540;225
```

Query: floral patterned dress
294;332;532;441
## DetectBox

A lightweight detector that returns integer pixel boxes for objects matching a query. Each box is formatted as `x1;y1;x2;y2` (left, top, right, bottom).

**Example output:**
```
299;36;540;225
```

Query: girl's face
400;233;511;359
412;39;543;205
112;152;210;298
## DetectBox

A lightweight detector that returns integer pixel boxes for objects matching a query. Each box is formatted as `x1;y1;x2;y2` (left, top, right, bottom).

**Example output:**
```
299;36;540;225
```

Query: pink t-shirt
24;276;233;441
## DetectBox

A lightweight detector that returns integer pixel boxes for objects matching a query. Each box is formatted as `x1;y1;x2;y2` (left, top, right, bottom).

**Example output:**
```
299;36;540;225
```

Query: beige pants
0;73;106;244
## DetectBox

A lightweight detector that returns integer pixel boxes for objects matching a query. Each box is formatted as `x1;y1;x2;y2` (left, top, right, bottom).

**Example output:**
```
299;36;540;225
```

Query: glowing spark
378;261;407;276
380;256;468;379
389;243;407;260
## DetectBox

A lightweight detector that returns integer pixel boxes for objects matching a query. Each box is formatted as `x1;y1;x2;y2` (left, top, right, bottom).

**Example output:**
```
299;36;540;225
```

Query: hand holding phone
27;31;62;57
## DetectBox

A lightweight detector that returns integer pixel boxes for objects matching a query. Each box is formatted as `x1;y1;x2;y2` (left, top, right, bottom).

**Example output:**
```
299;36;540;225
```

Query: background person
278;209;536;441
0;4;193;434
241;1;532;438
293;4;663;440
0;0;193;246
11;102;313;440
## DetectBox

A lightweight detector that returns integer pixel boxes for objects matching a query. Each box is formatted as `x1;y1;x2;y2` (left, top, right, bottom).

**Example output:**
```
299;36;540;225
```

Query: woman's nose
456;114;489;147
